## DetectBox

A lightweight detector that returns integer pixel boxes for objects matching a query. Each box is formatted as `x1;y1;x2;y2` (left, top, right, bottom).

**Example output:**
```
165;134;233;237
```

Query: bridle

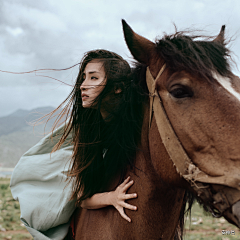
146;64;240;218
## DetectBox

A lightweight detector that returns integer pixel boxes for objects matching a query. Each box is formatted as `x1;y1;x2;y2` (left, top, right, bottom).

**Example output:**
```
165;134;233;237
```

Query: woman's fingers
122;179;134;192
121;202;137;211
114;176;137;222
119;176;130;187
118;207;131;222
124;193;137;200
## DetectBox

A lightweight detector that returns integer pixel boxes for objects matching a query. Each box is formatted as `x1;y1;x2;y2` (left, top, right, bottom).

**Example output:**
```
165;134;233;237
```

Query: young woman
11;49;145;240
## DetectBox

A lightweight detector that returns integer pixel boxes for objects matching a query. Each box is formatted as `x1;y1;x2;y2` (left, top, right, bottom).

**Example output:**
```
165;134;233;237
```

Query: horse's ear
122;19;155;65
213;25;225;44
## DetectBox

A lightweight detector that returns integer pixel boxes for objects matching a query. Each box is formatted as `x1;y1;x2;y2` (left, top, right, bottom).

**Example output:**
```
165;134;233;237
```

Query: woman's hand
80;176;138;222
109;176;137;222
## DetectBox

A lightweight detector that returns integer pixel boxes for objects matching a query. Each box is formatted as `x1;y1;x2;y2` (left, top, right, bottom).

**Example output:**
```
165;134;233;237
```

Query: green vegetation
184;202;240;239
1;177;239;239
0;178;32;240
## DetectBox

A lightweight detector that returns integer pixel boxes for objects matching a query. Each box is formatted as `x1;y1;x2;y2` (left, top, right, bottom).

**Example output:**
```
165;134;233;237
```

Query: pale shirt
10;125;76;240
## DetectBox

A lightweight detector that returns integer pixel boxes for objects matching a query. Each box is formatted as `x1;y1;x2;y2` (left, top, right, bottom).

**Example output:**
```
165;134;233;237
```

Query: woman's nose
80;80;87;90
80;84;85;90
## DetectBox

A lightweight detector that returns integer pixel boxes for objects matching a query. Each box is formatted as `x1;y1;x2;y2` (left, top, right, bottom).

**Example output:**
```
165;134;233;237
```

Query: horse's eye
169;85;193;98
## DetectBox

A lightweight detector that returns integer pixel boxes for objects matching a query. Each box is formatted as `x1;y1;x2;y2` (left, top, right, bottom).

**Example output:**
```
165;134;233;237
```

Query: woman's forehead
84;61;105;74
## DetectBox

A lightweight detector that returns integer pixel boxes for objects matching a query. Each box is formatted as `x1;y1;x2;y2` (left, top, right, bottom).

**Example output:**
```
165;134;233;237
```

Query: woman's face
80;60;106;108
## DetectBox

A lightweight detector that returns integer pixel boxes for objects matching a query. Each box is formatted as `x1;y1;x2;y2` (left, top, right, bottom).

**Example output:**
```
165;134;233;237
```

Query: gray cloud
0;0;240;117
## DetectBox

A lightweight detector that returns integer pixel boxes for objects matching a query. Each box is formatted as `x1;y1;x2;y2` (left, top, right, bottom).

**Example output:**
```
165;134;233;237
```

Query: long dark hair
50;49;147;205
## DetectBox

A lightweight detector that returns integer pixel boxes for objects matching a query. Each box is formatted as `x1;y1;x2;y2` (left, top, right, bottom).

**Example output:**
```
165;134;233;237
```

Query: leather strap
146;66;240;191
146;65;166;128
146;65;240;214
146;66;191;175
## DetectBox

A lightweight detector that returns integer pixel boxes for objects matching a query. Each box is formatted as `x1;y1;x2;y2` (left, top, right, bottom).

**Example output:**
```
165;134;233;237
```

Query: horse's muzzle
232;201;240;227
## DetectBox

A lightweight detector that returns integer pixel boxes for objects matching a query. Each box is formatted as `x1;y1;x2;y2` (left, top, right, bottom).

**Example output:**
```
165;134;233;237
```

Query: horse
73;20;240;240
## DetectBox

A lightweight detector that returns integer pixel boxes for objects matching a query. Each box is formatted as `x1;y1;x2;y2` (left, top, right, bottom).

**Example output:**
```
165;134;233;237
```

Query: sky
0;0;240;117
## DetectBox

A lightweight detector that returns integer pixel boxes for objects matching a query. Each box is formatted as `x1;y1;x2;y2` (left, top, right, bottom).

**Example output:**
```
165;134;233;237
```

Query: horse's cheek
149;115;185;186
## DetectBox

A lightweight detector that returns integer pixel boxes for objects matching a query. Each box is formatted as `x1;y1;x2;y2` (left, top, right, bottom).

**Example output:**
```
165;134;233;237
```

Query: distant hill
0;106;56;137
0;106;62;168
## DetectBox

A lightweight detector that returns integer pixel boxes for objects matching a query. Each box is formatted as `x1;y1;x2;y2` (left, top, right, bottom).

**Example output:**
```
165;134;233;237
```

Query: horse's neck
127;104;186;239
74;104;186;240
140;101;188;186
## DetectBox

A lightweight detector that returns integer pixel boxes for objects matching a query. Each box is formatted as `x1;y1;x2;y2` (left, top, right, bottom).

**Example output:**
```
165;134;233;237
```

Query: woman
11;49;145;239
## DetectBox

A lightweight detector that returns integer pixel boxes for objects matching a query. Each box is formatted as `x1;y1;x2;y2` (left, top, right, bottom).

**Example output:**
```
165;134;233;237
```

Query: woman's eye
91;76;98;80
169;85;193;98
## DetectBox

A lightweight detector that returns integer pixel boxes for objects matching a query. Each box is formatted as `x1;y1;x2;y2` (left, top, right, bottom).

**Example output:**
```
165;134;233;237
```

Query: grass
0;178;32;240
184;202;240;239
1;177;240;239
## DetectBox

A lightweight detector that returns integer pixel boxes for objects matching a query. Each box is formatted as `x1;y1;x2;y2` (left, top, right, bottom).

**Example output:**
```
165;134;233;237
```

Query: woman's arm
80;176;137;222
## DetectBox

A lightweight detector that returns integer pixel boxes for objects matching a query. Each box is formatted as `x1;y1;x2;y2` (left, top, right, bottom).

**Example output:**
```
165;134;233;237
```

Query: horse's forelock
155;31;232;81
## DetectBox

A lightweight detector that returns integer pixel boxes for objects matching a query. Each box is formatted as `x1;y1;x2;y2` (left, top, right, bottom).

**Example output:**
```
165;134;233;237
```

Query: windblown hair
51;50;147;205
156;30;232;81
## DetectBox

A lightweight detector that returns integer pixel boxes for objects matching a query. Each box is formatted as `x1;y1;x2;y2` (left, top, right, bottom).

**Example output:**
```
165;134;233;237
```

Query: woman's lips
81;93;89;101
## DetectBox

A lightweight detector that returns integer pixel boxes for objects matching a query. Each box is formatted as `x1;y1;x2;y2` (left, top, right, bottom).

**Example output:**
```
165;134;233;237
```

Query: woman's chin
82;102;91;108
82;102;96;109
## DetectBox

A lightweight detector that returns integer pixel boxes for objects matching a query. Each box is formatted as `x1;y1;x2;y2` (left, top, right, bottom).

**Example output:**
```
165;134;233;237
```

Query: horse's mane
156;31;232;80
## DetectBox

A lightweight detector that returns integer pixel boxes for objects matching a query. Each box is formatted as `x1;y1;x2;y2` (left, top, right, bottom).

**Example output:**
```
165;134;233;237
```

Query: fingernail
134;194;137;197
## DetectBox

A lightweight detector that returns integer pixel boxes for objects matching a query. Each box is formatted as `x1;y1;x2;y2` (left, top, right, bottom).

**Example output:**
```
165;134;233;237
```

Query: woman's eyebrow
82;71;100;76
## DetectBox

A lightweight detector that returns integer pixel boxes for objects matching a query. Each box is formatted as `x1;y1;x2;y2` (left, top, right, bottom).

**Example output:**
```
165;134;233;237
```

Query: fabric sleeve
10;125;76;240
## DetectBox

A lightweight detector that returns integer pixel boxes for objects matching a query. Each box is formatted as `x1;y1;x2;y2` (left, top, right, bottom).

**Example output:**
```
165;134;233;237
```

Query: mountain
0;106;62;168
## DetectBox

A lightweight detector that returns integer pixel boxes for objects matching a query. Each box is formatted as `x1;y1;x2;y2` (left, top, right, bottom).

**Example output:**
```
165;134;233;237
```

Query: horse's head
122;20;240;228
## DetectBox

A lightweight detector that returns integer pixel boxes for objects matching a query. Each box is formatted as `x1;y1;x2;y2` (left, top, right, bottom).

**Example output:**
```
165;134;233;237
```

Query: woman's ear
114;88;122;94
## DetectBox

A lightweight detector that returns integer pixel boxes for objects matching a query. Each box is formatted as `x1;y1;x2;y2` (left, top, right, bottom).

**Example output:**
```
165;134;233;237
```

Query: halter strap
146;65;191;175
146;65;166;128
146;66;240;209
146;64;240;217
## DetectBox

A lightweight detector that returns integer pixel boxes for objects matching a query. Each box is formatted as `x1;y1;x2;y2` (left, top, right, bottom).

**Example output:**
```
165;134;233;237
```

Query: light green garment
10;125;76;240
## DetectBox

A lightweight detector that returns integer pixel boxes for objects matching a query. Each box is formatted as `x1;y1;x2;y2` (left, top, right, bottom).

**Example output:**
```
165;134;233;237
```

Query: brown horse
74;21;240;240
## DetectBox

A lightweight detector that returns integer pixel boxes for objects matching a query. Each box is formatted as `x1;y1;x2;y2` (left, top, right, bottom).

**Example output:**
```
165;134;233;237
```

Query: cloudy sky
0;0;240;117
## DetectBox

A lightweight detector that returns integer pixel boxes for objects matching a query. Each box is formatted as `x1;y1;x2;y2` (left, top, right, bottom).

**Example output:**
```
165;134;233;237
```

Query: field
0;178;32;240
0;178;239;240
184;203;240;240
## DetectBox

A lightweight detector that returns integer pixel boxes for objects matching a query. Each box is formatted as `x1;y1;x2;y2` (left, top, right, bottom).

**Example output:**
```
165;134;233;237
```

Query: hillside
0;106;60;168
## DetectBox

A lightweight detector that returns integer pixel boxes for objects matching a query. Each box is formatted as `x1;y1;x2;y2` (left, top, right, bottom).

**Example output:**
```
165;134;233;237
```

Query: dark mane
156;31;232;80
